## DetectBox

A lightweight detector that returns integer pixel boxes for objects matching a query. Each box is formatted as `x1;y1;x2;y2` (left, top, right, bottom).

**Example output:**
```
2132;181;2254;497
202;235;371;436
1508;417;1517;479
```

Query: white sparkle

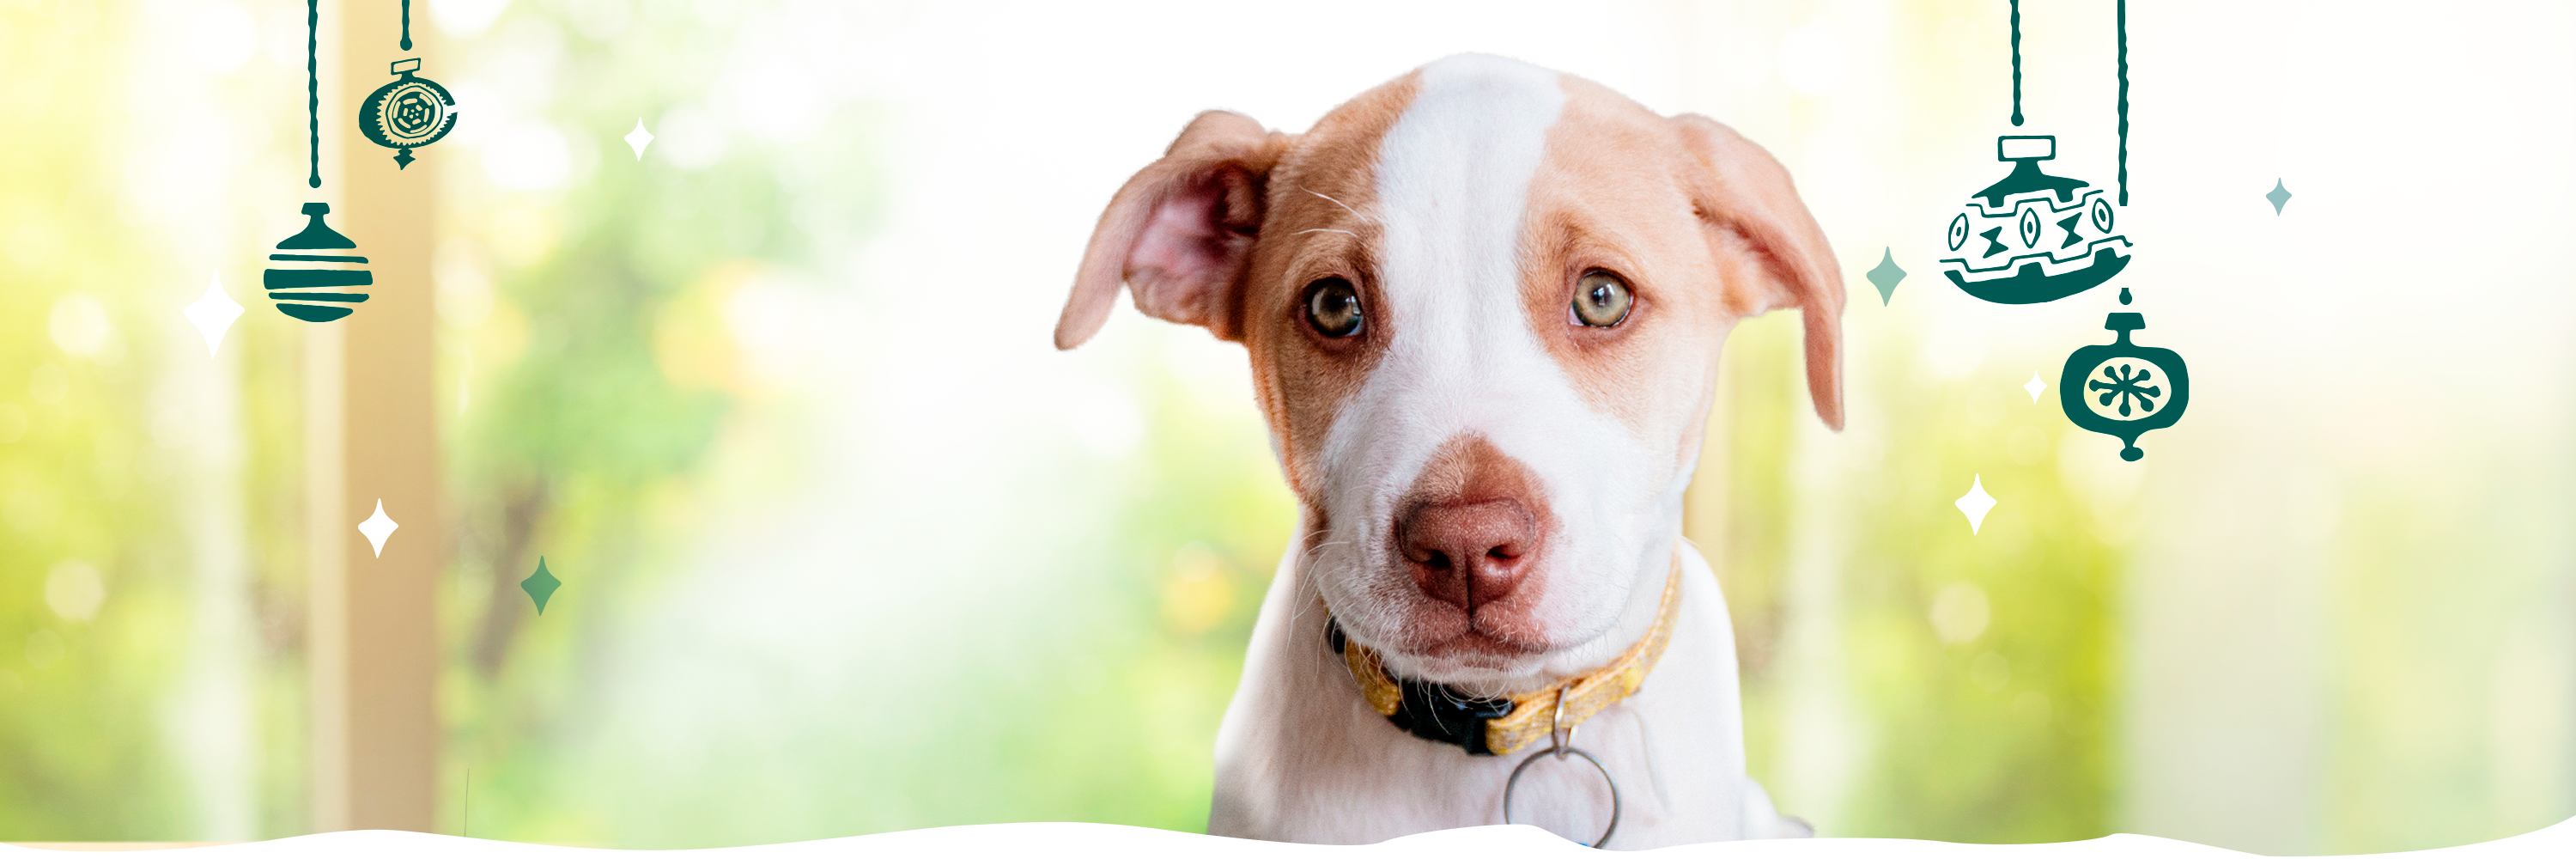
182;271;244;356
1955;475;1996;536
624;119;654;161
357;499;400;557
2025;372;2048;404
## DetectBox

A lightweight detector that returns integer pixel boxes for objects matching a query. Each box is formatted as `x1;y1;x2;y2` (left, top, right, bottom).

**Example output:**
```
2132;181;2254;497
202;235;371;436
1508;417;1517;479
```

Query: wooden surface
304;0;444;834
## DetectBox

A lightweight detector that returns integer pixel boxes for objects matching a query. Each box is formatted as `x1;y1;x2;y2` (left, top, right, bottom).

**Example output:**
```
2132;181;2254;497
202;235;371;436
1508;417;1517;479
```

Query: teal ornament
359;58;457;169
264;203;371;322
2058;312;2188;461
1939;135;2132;305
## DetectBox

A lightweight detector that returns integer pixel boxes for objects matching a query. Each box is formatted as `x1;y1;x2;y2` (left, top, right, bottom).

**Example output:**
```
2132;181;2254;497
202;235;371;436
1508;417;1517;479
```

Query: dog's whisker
1296;228;1357;237
1286;541;1348;627
1288;539;1368;636
1300;539;1355;561
1301;186;1373;224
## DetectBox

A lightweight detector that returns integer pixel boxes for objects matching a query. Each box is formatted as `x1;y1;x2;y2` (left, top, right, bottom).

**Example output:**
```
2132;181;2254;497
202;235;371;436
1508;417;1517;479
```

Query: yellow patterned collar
1326;557;1684;757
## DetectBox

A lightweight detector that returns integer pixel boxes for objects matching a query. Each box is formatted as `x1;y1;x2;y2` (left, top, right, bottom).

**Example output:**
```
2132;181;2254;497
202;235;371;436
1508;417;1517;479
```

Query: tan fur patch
1516;75;1844;469
1240;71;1419;503
1520;77;1752;472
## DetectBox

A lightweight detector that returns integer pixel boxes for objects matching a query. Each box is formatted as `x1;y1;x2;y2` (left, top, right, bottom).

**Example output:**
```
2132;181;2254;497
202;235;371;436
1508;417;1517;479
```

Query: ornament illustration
1938;1;2182;461
1941;0;2134;307
267;0;367;323
2057;312;2189;461
360;58;458;169
264;203;372;321
1937;135;2131;304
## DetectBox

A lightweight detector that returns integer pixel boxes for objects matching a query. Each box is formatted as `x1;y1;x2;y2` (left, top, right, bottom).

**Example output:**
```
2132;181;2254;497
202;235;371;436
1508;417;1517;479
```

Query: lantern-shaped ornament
359;58;457;169
264;203;372;322
2058;312;2189;461
1938;135;2132;305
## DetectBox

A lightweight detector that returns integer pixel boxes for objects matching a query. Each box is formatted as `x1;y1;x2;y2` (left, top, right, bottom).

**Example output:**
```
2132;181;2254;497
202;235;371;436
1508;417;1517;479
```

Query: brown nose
1400;499;1540;612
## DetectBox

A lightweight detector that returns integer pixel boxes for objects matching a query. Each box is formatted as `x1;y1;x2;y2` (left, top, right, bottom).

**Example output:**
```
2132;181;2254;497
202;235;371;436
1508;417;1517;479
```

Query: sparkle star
182;271;244;356
2266;179;2292;215
521;557;562;614
1865;247;1905;306
357;499;399;557
624;118;654;161
2025;372;2048;403
1955;475;1996;536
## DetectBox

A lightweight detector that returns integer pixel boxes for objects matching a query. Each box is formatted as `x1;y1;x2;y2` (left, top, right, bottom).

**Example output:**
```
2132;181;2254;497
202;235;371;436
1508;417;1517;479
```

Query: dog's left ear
1672;114;1847;431
1056;110;1292;350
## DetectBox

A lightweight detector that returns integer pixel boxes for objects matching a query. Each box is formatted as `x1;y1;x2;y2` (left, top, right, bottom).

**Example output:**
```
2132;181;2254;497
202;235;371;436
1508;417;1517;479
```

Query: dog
1054;54;1844;849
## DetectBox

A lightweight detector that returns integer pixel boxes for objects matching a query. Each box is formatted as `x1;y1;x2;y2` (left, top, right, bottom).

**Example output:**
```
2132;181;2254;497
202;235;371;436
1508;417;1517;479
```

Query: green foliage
1724;316;2118;844
2;3;197;841
436;0;826;842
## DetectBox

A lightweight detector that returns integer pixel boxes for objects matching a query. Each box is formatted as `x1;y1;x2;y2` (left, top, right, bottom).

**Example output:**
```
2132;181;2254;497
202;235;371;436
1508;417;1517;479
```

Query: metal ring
1501;744;1621;849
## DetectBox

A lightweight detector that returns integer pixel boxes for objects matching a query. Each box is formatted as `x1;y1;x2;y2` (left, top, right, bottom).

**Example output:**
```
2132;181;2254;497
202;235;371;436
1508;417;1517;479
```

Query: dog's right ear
1055;111;1291;350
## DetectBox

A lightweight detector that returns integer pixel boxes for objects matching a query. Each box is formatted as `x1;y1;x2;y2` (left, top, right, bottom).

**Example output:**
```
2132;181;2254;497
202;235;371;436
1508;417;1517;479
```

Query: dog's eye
1304;277;1364;338
1572;271;1632;328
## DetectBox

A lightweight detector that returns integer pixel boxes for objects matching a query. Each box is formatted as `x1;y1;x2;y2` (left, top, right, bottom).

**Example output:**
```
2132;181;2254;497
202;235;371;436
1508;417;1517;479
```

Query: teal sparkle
2266;180;2292;216
521;557;561;614
1866;247;1906;306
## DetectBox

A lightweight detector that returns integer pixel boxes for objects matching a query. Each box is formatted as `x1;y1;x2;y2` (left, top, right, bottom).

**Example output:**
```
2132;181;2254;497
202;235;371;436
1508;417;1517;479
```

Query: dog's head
1056;55;1842;689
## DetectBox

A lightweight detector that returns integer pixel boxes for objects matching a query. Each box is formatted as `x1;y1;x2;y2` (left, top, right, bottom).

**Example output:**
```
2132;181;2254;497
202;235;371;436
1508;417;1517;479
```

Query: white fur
1316;54;1669;686
1208;55;1801;848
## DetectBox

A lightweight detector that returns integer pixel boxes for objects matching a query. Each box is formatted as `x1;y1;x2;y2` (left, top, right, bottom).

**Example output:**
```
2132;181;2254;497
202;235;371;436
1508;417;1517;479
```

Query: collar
1326;555;1685;757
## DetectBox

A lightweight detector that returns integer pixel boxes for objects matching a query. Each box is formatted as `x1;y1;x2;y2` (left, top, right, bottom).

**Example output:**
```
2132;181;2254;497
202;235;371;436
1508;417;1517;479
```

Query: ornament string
2112;0;2133;206
401;0;412;51
306;0;320;188
2008;0;2023;126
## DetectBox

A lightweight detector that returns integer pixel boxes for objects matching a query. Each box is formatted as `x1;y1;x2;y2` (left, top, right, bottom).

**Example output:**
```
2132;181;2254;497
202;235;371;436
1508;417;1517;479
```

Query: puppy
1055;54;1843;849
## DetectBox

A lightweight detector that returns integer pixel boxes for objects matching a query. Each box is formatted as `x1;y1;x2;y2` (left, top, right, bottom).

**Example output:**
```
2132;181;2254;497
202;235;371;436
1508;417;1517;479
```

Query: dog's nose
1399;499;1540;612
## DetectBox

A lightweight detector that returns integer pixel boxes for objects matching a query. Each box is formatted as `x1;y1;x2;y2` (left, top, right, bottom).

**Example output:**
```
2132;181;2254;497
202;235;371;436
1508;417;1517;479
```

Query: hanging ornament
360;58;458;169
1939;135;2131;304
2057;312;2187;461
265;0;367;323
358;3;456;169
1937;0;2132;305
1931;1;2180;460
2050;0;2178;460
264;203;373;322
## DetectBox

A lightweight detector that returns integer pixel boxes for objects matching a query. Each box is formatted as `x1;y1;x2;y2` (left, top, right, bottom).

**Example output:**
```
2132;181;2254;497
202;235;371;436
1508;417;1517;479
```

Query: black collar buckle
1327;617;1512;756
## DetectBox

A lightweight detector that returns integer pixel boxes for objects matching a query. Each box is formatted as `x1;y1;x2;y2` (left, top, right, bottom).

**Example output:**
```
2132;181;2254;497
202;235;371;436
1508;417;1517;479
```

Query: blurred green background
3;0;2570;853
